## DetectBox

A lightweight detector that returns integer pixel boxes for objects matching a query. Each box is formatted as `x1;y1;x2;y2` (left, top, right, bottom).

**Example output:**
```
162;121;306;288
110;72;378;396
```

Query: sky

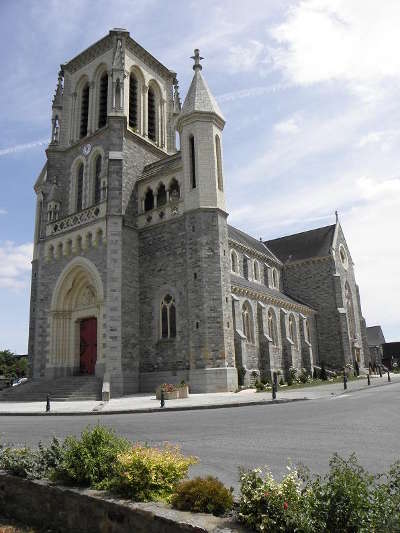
0;0;399;353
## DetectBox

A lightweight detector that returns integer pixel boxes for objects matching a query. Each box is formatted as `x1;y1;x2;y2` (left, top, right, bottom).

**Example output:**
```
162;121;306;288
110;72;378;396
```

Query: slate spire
179;49;224;123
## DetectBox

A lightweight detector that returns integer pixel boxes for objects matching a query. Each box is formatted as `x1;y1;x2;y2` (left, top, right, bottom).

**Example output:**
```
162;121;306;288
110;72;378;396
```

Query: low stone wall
0;472;246;533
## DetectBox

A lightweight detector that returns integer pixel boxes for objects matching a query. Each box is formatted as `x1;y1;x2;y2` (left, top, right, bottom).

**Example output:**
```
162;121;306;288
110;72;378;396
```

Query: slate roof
230;274;315;312
265;224;336;263
180;70;224;121
141;152;182;180
366;326;386;347
228;225;282;264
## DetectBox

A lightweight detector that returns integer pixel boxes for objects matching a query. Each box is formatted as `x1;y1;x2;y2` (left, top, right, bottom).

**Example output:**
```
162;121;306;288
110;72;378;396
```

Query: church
28;29;370;397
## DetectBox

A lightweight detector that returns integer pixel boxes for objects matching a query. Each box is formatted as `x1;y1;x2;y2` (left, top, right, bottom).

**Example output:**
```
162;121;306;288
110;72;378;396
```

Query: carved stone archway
47;257;104;378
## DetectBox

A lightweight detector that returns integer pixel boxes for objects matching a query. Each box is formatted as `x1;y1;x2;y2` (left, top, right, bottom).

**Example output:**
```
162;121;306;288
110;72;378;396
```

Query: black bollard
160;388;165;408
343;371;347;390
46;394;50;412
367;374;370;386
272;383;277;400
379;366;382;378
388;371;391;382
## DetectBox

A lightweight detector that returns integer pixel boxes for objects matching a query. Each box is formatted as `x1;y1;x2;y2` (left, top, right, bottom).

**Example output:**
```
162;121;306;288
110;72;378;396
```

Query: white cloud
0;242;33;290
226;40;265;73
357;129;400;152
0;209;7;215
274;115;301;135
269;0;400;91
0;139;48;157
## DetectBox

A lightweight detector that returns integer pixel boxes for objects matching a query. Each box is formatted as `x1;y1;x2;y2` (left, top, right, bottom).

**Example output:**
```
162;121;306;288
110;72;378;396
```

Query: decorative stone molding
229;238;281;266
46;202;106;237
231;284;314;316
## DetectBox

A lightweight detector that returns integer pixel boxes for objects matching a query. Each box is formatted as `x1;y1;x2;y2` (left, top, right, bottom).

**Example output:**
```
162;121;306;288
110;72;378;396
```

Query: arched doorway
47;258;104;378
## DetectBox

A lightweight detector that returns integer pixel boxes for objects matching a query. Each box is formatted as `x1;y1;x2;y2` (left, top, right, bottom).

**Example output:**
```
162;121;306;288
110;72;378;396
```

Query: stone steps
0;376;102;402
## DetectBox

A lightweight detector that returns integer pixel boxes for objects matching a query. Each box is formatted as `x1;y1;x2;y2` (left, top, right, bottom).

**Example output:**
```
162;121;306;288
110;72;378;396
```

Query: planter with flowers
155;381;189;400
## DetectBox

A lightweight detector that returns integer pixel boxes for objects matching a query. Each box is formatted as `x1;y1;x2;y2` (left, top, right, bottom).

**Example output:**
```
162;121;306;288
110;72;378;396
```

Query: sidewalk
0;373;398;416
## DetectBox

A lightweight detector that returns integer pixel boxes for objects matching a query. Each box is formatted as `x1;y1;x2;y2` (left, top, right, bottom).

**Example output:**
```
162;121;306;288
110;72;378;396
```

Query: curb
338;377;393;396
0;397;309;417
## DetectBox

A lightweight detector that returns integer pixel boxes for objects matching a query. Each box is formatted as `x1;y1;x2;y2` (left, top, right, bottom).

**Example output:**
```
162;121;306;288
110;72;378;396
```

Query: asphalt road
1;383;399;491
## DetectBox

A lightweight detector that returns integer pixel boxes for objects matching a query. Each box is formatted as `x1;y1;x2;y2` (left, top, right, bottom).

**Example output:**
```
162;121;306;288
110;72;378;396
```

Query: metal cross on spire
191;49;204;71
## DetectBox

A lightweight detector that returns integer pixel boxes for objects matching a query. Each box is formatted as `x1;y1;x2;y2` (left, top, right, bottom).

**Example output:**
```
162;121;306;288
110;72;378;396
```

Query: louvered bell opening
80;84;89;138
98;74;108;129
148;88;156;141
129;75;138;129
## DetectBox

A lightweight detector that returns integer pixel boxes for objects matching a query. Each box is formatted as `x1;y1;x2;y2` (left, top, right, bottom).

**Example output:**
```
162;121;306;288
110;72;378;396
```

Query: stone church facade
28;29;370;396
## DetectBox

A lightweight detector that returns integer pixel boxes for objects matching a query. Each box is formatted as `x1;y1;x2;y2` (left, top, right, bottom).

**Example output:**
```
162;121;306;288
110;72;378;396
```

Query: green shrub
298;368;310;384
0;437;64;480
52;425;130;488
255;380;265;392
171;476;234;516
107;443;198;502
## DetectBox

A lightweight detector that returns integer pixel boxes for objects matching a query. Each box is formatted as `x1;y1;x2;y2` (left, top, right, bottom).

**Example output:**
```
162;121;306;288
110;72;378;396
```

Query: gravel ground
0;517;55;533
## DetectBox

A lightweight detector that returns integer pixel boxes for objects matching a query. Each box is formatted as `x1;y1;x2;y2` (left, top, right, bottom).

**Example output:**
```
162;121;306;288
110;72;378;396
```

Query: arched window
169;178;180;201
76;163;84;212
144;188;154;212
129;73;138;129
268;309;277;345
272;268;279;289
304;319;311;343
215;135;223;191
189;135;196;188
254;260;260;282
98;73;108;129
242;302;254;343
345;282;356;340
148;87;156;141
160;294;176;339
243;256;249;280
288;314;296;345
157;183;167;207
94;155;102;204
80;83;89;138
231;250;239;273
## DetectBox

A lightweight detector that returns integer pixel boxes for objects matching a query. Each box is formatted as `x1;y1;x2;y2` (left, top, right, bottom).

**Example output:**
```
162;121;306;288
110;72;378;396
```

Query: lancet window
76;163;84;212
94;155;102;204
215;135;223;191
189;135;196;188
242;302;254;343
80;84;89;138
148;87;156;141
157;183;167;207
129;73;138;129
144;188;154;211
267;309;277;345
160;295;176;339
98;73;108;129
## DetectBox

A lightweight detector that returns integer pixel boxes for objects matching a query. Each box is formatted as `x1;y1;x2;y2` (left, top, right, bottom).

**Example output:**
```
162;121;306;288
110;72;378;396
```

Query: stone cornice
231;284;315;315
228;238;281;266
63;35;113;74
125;38;175;80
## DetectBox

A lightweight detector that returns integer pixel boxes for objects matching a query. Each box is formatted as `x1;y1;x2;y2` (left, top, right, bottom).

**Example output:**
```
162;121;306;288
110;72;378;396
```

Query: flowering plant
160;383;177;392
238;465;312;532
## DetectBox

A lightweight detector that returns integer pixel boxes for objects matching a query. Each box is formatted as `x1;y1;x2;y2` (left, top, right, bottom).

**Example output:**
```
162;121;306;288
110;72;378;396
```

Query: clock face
82;143;92;156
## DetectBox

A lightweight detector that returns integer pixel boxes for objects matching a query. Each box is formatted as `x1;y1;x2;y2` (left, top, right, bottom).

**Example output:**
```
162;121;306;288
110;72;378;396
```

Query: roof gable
366;326;386;346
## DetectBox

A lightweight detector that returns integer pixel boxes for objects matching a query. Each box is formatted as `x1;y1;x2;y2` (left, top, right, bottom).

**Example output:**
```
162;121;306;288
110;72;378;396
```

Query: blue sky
1;0;399;352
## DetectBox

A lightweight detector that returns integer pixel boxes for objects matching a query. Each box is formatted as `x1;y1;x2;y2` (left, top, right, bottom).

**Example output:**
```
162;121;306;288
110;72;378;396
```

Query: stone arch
147;79;162;144
69;155;86;214
48;257;104;377
93;63;108;130
129;65;145;132
75;74;90;139
88;147;106;205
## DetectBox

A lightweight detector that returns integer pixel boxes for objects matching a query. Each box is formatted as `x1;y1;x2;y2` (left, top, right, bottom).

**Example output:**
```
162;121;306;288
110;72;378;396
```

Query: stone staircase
0;376;102;402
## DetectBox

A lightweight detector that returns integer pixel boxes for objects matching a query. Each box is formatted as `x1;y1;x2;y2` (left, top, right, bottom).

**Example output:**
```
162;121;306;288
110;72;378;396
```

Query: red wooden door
80;318;97;375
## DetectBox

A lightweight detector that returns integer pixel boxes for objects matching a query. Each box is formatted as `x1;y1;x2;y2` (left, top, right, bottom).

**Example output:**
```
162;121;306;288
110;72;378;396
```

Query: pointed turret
50;69;64;145
178;50;226;212
177;49;224;126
